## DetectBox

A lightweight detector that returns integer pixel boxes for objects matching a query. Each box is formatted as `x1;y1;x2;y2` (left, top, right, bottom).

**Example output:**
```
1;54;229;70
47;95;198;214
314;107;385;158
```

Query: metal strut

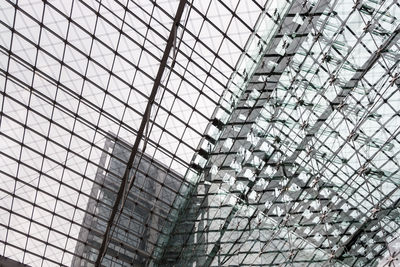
95;0;187;265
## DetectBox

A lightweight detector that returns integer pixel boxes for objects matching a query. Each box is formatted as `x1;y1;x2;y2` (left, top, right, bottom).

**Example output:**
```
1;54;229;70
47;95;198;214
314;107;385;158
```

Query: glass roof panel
0;0;399;266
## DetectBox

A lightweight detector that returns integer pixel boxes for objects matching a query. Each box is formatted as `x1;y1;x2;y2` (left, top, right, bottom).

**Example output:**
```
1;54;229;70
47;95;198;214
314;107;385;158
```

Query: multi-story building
71;134;187;266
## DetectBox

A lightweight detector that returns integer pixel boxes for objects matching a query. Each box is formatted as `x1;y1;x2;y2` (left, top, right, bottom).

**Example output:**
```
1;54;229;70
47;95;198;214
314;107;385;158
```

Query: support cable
94;0;187;265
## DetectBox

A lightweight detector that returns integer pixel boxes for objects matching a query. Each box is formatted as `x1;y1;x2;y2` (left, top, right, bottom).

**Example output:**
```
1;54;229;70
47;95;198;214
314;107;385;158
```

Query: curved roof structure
0;0;399;266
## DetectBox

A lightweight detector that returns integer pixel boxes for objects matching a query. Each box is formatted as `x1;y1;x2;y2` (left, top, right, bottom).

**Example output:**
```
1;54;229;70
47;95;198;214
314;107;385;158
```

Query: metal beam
95;0;187;265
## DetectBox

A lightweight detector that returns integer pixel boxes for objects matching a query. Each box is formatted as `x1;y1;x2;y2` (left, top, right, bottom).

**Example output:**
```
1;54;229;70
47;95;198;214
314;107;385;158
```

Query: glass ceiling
0;0;399;266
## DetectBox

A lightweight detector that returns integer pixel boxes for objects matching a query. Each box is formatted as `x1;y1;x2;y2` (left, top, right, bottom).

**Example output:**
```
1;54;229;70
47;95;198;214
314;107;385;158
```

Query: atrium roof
0;0;399;266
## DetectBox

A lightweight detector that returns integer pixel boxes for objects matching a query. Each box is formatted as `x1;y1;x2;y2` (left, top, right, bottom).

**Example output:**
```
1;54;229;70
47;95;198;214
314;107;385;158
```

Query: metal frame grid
0;0;264;266
159;0;400;266
0;0;399;266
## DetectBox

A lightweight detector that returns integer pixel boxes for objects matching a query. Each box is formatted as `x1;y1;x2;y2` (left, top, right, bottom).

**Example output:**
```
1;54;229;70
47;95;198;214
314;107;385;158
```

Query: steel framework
0;0;399;266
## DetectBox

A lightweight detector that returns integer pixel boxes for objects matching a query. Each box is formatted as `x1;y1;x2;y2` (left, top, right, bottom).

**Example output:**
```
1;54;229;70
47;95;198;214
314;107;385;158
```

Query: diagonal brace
95;0;187;265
